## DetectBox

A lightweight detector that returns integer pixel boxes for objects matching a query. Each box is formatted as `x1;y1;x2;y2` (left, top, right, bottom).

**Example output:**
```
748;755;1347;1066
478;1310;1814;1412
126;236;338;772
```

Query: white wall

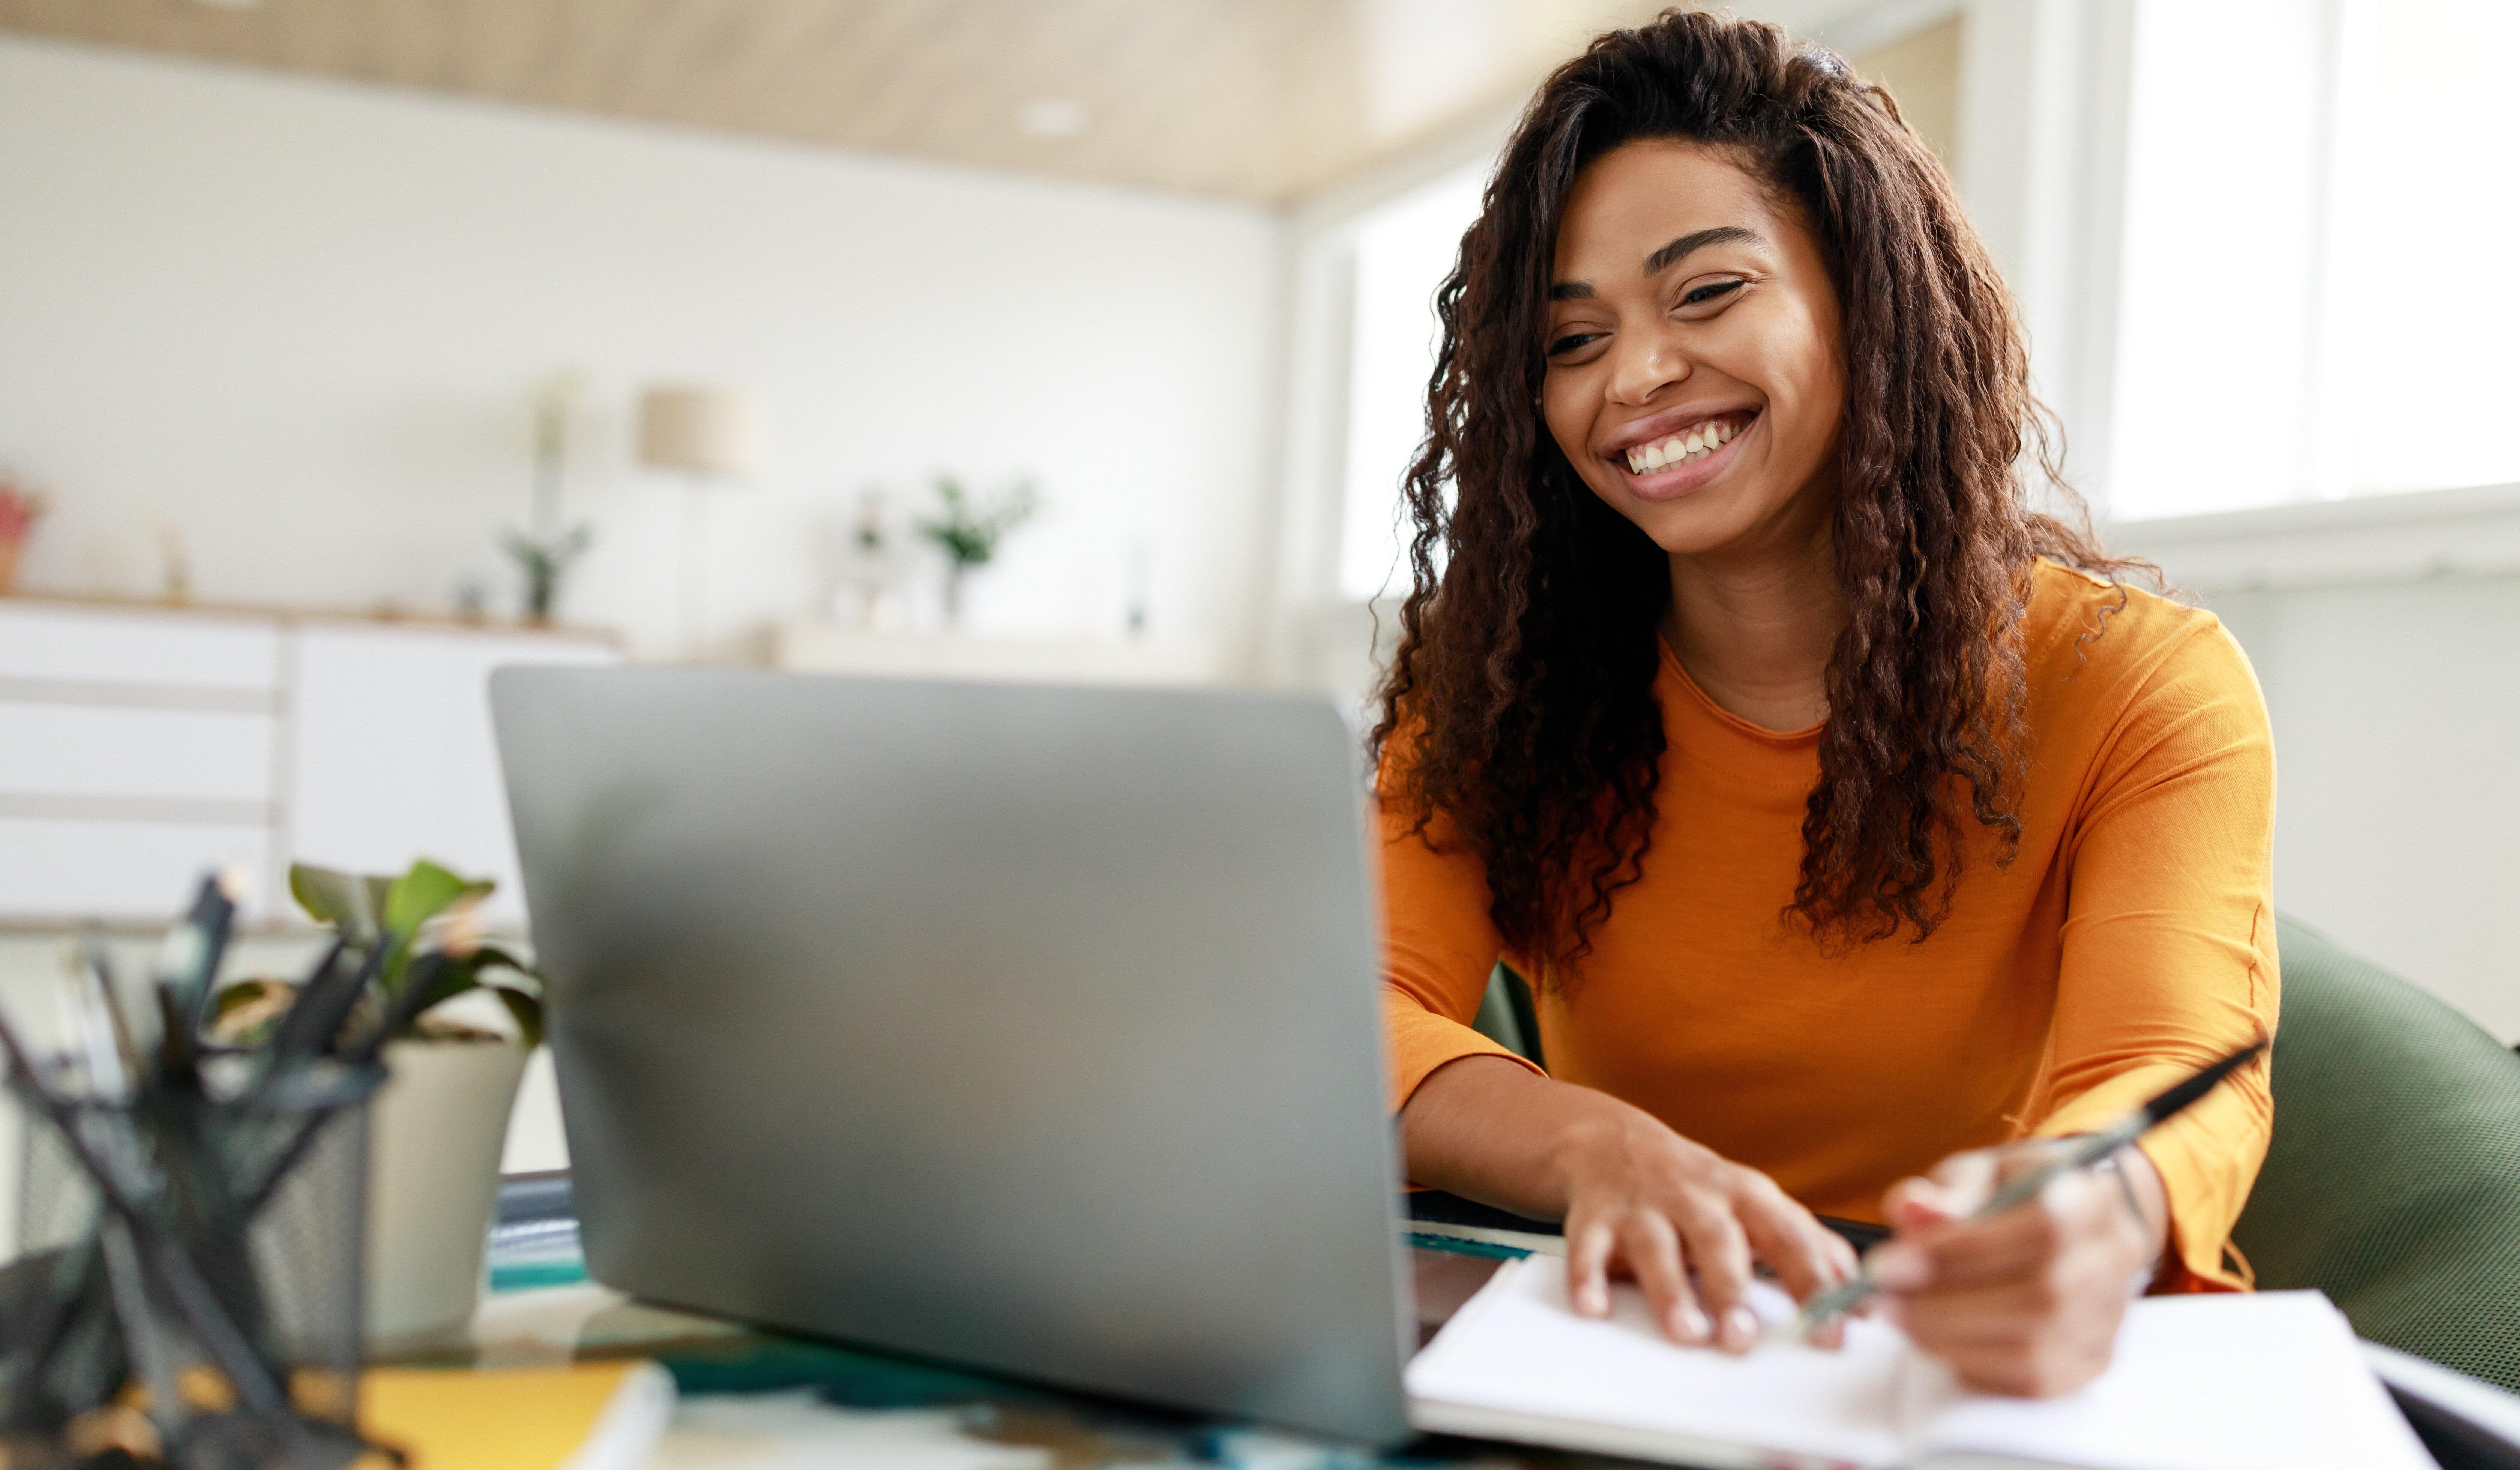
2114;486;2520;1041
0;36;1285;663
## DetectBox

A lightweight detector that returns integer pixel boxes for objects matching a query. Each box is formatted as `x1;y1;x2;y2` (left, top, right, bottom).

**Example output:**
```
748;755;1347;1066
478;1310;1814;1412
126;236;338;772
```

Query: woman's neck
1659;520;1843;734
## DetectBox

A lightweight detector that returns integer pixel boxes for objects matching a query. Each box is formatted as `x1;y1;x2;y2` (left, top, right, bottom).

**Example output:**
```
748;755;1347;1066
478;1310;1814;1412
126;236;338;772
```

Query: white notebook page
1907;1291;2434;1470
1409;1257;2435;1470
1407;1256;1912;1467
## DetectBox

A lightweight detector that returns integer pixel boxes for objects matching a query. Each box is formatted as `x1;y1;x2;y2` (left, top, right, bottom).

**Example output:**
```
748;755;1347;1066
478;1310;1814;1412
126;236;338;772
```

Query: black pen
1791;1040;2270;1338
151;872;240;1085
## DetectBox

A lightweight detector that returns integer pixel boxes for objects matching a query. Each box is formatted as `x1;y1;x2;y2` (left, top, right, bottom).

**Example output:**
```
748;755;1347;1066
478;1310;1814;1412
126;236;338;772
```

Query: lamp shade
637;386;768;477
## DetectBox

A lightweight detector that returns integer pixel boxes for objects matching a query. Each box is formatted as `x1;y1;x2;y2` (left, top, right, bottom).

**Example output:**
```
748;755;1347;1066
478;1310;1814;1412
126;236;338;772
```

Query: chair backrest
2233;917;2520;1390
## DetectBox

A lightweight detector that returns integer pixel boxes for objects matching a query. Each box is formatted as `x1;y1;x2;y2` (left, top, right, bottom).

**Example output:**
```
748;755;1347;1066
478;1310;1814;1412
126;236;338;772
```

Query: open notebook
1407;1256;2433;1470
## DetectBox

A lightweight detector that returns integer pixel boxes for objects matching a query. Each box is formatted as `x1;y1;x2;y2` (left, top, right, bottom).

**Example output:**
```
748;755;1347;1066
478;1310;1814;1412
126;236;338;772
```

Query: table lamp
637;385;766;659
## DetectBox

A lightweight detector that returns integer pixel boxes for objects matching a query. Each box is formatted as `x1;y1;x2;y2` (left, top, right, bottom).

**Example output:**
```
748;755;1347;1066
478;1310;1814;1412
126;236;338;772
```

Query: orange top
1378;563;2278;1292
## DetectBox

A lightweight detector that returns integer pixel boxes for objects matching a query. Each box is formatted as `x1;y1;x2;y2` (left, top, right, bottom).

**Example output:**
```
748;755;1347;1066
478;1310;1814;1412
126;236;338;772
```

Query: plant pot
364;1037;530;1353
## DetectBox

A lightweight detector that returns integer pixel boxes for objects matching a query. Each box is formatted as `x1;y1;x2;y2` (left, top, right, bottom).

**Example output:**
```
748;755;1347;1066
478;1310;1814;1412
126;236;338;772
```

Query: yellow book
358;1360;675;1470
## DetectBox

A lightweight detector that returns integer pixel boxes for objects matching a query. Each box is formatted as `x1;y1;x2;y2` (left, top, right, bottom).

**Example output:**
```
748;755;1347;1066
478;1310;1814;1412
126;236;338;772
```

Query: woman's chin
1605;478;1775;558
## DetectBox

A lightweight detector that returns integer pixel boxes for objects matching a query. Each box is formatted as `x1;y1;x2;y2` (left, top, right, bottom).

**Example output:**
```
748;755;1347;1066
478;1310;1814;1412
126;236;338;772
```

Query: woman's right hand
1401;1054;1858;1353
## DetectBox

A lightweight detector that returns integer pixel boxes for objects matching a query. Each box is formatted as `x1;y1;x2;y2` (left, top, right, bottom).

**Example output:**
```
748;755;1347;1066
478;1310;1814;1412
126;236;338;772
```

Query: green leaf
208;978;298;1048
395;953;480;1031
469;944;542;989
290;864;377;940
381;860;494;943
490;985;544;1049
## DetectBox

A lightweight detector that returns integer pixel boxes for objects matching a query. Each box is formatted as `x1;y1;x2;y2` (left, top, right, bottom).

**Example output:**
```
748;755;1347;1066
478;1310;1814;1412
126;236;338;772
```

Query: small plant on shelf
0;469;45;597
498;369;596;627
916;475;1040;626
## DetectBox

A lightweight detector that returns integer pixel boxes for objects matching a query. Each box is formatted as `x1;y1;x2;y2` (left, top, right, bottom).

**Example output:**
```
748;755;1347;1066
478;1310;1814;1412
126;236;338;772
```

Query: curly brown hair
1370;8;2136;974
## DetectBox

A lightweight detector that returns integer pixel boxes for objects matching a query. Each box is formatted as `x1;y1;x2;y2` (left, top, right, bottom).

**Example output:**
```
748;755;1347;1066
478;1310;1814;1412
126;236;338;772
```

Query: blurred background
0;0;2513;1182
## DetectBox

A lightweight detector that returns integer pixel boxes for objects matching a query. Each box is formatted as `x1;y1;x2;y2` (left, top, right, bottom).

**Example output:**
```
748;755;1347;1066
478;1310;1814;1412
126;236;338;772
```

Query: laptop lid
490;666;1412;1442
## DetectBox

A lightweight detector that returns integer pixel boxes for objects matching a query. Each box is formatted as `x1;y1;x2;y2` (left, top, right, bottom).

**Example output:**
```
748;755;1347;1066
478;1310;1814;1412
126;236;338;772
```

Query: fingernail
1723;1306;1760;1352
1673;1302;1711;1342
1578;1283;1609;1316
1869;1245;1927;1288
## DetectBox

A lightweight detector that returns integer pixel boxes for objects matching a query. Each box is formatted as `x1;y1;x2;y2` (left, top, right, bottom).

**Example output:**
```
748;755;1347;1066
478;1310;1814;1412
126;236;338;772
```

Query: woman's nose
1607;326;1692;405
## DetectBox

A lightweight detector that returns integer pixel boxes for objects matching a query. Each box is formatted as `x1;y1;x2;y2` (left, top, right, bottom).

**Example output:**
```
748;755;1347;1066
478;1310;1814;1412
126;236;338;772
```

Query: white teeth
1622;417;1743;475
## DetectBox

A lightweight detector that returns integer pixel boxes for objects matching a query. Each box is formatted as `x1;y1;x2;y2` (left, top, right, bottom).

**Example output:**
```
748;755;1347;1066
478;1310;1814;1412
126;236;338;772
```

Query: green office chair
2233;916;2520;1394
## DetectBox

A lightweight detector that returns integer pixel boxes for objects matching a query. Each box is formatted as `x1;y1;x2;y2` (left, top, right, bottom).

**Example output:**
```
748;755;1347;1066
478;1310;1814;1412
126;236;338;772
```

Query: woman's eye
1679;278;1746;309
1547;332;1602;357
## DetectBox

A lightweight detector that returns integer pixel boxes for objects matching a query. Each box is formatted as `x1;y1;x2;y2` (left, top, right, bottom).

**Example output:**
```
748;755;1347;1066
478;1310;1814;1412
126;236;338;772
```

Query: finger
1618;1212;1710;1344
1893;1277;2065;1349
1904;1206;2064;1293
1564;1217;1617;1318
1909;1171;2119;1294
1802;1224;1860;1350
1672;1199;1759;1354
1825;1226;1862;1281
1881;1174;1962;1230
1937;1146;2001;1186
1881;1149;2002;1239
1873;1166;2086;1294
1734;1177;1846;1303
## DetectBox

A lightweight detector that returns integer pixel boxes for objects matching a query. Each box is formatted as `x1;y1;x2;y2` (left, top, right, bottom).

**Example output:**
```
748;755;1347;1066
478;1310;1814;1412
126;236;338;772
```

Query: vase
0;539;20;596
364;1037;530;1352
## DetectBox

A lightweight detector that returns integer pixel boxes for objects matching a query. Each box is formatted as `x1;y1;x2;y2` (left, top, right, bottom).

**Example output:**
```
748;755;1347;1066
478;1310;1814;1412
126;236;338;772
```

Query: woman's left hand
1866;1142;2169;1396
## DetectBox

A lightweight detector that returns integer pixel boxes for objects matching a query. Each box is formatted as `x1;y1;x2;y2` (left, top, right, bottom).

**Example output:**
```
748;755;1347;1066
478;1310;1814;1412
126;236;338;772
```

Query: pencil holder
1;1049;387;1470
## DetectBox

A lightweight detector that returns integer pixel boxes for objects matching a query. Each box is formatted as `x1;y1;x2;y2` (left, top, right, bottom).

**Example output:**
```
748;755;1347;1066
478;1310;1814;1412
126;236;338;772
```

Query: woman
1376;10;2275;1396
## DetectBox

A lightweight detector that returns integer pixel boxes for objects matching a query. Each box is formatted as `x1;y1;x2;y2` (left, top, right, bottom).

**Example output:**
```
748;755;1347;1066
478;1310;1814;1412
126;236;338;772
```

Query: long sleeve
1377;794;1544;1112
2031;611;2279;1292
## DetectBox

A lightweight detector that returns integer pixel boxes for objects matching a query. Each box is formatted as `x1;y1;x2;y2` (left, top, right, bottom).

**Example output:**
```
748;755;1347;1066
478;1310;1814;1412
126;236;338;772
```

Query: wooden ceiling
0;0;1877;201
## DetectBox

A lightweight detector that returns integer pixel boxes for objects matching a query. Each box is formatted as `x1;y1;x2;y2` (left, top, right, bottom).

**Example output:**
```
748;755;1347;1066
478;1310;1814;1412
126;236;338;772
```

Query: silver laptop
489;666;1413;1442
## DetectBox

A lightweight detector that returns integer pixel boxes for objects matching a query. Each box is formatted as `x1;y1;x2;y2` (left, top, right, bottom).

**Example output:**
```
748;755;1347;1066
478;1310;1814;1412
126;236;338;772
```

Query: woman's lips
1610;411;1757;500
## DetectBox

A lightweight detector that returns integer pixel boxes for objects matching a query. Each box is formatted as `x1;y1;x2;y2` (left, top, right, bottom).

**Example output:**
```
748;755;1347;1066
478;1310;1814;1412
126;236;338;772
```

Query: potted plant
916;475;1040;626
499;369;596;626
217;859;544;1350
0;470;44;597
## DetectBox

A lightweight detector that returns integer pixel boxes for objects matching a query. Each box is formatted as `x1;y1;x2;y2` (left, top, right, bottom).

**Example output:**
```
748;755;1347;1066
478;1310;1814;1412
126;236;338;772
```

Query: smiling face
1542;140;1846;561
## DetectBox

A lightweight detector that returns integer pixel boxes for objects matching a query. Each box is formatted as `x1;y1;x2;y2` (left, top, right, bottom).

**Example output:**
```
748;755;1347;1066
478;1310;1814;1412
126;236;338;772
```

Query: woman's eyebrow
1643;225;1762;276
1550;225;1766;298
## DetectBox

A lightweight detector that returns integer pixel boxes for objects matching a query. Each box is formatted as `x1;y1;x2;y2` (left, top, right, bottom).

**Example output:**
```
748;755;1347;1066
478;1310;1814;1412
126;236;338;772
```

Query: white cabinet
287;623;612;927
0;602;283;690
0;602;287;921
0;817;276;924
0;704;279;807
0;600;616;926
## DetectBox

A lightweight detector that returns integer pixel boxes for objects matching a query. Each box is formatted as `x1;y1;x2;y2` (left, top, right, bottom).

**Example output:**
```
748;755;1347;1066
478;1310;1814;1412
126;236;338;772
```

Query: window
2107;0;2520;519
1337;165;1485;603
